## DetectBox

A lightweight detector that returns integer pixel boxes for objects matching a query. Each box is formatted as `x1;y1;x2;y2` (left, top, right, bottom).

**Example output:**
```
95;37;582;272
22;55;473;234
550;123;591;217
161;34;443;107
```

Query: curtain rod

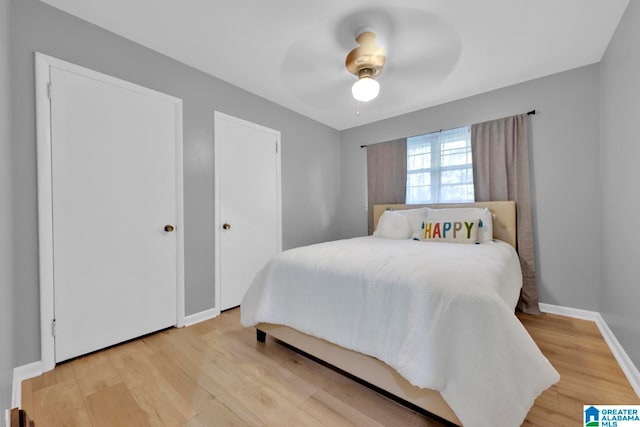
360;109;536;148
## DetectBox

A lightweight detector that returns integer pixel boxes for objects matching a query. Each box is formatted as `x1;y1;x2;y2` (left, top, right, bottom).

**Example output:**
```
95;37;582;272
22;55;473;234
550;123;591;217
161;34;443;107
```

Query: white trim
213;111;282;313
174;95;186;328
11;361;43;408
596;316;640;398
35;52;185;371
35;52;55;372
538;302;600;322
539;303;640;397
183;308;219;327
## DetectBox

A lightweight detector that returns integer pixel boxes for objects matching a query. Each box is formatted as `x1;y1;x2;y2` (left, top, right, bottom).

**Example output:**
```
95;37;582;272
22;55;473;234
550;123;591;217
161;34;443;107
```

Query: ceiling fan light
352;77;380;102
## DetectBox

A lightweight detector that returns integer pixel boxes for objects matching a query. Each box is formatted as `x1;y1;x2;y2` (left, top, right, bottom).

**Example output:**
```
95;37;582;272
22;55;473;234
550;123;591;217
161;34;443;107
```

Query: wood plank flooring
21;309;640;426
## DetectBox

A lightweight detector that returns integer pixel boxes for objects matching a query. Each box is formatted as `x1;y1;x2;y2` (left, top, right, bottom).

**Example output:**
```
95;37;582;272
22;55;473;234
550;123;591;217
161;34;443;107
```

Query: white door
49;65;181;362
215;113;281;311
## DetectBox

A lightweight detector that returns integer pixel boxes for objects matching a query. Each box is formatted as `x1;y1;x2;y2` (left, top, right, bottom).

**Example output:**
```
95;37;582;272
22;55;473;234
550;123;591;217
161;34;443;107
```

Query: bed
241;202;559;426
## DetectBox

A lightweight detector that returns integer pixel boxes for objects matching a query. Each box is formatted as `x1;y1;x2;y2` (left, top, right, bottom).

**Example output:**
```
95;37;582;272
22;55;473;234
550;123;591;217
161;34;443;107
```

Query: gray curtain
366;138;407;234
471;114;541;314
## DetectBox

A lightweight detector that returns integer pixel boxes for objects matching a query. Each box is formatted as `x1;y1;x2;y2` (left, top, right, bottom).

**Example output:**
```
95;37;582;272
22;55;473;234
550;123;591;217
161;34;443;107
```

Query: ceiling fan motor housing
345;30;386;78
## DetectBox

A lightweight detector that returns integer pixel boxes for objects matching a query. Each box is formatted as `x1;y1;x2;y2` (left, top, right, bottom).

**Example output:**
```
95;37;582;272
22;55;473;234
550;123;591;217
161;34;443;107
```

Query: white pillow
392;207;429;236
424;207;493;243
374;211;412;239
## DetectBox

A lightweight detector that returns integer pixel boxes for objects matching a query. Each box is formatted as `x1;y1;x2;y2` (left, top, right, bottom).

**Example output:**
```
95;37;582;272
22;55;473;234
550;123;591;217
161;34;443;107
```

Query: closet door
215;112;281;311
48;64;180;362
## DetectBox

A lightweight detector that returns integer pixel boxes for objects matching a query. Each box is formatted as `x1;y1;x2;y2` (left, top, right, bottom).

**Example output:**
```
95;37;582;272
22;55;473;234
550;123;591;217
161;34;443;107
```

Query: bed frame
255;201;517;425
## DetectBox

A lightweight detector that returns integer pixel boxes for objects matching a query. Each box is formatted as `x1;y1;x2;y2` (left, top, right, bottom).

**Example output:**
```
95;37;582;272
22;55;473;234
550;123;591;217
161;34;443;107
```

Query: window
406;126;474;204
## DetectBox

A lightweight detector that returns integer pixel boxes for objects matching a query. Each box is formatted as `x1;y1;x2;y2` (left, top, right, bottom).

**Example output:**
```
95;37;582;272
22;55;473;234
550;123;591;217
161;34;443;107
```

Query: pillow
424;207;493;243
391;207;429;236
417;218;480;244
373;211;412;239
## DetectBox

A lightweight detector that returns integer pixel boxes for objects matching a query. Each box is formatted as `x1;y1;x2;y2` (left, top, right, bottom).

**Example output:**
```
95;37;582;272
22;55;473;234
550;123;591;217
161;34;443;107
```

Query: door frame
213;111;282;313
35;52;185;372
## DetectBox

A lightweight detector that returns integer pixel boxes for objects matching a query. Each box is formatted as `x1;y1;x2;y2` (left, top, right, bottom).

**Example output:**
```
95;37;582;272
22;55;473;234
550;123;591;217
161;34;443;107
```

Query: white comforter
241;236;559;426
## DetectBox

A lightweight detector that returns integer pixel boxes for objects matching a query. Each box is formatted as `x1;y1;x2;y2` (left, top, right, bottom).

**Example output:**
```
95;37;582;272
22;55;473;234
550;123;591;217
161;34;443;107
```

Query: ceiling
41;0;628;130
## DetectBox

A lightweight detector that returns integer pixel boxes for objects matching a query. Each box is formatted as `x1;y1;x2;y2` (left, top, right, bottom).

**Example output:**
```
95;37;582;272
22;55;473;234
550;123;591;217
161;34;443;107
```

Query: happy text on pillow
422;221;476;240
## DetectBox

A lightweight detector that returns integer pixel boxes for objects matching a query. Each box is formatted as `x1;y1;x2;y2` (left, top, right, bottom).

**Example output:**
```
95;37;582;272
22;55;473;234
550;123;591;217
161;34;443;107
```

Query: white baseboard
11;361;43;409
539;303;600;321
595;315;640;398
183;307;219;327
539;303;640;398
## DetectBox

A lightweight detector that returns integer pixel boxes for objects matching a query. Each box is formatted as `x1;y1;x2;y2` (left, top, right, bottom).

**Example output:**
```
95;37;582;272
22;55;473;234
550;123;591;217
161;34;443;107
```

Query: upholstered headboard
373;201;517;248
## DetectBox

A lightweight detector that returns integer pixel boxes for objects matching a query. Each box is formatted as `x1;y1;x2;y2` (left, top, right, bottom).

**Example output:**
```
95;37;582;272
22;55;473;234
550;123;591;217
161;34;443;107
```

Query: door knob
164;225;175;232
222;223;231;230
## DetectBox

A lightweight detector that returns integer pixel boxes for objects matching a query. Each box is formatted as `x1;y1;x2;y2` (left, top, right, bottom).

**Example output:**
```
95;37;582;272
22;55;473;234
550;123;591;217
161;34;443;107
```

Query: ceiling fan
345;28;386;102
279;7;460;119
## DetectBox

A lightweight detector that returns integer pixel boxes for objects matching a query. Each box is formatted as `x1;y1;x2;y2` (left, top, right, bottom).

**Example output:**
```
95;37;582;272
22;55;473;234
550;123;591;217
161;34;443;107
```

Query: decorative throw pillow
424;207;493;243
418;219;480;244
373;211;412;239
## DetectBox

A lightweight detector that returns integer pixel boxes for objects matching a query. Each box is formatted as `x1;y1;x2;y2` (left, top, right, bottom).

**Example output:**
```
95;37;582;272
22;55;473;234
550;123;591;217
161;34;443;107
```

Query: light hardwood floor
21;309;640;426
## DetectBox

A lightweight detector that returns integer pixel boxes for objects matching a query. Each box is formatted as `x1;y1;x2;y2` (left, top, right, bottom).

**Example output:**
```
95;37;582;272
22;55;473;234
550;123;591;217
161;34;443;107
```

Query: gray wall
600;1;640;367
339;65;602;312
1;0;15;413
9;0;639;380
10;0;341;366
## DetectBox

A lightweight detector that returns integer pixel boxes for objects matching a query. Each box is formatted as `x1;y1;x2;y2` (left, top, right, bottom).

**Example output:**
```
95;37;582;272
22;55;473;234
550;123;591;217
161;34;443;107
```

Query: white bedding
241;236;559;426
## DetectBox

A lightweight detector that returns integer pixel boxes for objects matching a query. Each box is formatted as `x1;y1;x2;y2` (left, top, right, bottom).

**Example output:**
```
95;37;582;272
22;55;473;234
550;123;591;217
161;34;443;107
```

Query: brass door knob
164;225;175;232
222;223;231;230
